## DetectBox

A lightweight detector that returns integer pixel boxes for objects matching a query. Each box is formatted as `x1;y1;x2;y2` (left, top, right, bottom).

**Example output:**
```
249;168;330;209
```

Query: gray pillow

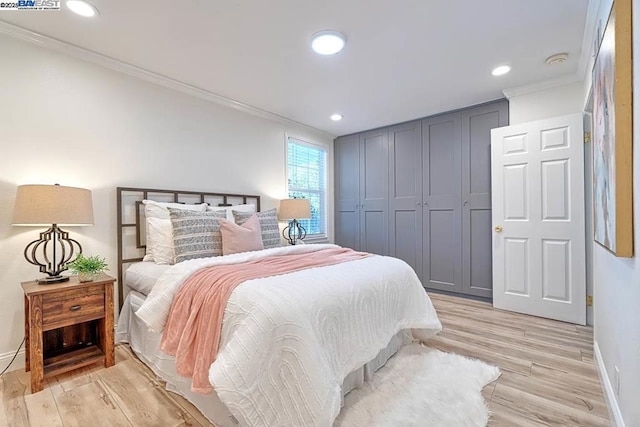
169;209;226;263
233;208;280;249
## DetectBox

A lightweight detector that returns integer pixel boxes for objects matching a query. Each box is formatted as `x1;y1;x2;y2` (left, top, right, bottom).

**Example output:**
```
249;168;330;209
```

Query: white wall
507;81;585;125
590;1;640;425
0;35;334;368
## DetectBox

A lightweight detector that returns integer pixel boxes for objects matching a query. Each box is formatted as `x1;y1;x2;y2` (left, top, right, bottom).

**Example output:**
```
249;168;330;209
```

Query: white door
491;113;586;325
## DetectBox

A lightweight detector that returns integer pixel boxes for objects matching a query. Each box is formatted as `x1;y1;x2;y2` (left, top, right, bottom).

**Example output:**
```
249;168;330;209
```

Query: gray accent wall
335;99;508;299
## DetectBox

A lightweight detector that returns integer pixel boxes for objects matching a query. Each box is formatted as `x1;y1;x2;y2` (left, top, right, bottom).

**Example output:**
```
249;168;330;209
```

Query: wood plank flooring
0;293;609;426
428;293;609;426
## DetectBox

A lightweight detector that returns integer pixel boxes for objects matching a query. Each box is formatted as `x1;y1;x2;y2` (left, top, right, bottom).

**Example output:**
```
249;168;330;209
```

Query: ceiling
0;0;590;136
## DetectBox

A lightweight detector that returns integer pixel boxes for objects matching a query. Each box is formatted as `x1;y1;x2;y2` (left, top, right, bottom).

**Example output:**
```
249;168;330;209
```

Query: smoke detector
545;53;569;65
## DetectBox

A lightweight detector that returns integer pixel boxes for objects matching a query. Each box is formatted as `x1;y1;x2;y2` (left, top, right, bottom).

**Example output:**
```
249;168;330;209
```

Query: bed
114;187;442;426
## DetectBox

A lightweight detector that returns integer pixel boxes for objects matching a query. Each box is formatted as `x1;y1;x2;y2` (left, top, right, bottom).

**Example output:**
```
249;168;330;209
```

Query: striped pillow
169;209;226;263
233;208;281;249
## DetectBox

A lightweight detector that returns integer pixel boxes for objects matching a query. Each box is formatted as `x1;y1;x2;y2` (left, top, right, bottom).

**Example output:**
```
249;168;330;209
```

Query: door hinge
586;295;593;306
584;132;591;143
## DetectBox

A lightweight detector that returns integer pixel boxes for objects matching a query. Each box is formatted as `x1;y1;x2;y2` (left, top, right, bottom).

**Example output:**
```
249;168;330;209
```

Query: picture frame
592;0;634;257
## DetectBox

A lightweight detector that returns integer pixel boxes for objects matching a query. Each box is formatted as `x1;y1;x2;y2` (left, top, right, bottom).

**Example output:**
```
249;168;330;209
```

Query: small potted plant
66;254;109;282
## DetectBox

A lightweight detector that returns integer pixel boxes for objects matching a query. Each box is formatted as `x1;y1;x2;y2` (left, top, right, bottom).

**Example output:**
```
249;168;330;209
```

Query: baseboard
0;347;25;374
594;340;625;426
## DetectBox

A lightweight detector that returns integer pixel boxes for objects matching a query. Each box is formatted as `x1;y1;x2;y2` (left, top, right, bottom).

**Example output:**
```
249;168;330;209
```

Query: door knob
494;225;503;233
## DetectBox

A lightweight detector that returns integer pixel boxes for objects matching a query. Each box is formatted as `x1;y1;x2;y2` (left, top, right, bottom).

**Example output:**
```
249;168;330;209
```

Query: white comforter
136;244;442;427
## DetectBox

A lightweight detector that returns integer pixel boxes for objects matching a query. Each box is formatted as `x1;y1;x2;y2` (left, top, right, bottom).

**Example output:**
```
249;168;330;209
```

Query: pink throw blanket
160;247;371;393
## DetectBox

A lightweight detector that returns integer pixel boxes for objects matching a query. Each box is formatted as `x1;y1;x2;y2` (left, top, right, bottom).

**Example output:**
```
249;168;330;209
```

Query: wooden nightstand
21;274;115;393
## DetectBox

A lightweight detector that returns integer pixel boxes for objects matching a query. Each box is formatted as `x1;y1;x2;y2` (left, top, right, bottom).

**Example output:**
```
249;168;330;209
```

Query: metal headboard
116;186;261;310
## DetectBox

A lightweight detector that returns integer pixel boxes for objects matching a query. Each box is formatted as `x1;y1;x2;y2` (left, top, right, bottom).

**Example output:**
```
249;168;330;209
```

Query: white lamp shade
12;184;94;226
278;199;311;220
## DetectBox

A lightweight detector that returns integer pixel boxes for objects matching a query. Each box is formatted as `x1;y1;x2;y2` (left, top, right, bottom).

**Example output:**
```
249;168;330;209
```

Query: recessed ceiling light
330;114;343;121
492;65;511;76
66;0;98;17
311;31;346;55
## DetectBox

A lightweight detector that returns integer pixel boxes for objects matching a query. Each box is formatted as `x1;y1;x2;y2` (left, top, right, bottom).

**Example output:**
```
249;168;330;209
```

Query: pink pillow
220;215;264;255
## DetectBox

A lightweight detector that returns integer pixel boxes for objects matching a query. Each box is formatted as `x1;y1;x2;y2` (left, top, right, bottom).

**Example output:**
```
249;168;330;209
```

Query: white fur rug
335;344;501;427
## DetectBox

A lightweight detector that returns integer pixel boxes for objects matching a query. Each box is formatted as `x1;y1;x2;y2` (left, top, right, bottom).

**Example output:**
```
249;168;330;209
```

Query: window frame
285;135;329;241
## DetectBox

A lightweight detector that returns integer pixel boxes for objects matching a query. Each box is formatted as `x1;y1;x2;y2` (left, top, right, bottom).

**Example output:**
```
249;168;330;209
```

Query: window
287;137;327;239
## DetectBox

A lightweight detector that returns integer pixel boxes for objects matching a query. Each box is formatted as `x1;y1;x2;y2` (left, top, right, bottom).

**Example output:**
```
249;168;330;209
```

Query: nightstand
21;274;115;393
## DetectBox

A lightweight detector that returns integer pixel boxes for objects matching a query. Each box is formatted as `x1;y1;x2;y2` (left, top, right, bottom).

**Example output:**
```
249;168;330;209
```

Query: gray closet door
461;101;508;297
335;135;360;250
388;121;422;274
360;129;389;255
422;113;462;292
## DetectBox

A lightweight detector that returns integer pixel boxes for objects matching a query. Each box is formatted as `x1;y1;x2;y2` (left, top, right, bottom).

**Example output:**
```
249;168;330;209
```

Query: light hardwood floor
0;293;609;426
428;293;609;426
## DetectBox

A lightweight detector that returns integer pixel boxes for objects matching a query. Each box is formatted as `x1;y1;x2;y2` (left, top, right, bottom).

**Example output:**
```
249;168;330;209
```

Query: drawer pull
70;305;82;312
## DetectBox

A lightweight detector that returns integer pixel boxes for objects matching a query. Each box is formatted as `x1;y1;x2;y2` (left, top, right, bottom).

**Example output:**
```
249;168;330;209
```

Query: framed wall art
592;0;634;257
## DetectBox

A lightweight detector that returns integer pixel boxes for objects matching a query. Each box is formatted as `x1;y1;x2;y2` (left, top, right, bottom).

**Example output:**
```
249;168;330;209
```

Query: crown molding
502;73;583;99
0;20;336;139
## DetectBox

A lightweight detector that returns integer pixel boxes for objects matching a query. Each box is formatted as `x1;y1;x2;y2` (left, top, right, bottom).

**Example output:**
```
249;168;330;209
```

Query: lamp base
24;224;82;285
283;219;307;245
37;276;70;285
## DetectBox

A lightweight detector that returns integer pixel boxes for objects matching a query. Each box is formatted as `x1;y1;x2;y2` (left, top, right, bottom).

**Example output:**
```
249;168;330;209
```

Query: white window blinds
287;138;327;238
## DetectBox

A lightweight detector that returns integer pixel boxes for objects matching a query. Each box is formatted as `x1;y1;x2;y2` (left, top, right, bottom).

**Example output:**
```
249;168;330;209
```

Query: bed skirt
116;291;411;426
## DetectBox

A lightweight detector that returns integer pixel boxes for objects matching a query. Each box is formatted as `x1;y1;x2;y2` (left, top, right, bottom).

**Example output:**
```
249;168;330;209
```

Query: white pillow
146;218;174;264
206;203;256;221
143;200;208;220
142;200;207;262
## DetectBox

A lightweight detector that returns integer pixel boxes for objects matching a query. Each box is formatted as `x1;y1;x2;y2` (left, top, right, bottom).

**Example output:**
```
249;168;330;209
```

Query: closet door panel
360;129;389;255
428;209;458;285
363;211;386;255
468;208;493;292
388;121;422;274
462;101;508;297
428;121;457;198
335;135;360;250
362;131;387;201
336;208;360;250
422;113;462;292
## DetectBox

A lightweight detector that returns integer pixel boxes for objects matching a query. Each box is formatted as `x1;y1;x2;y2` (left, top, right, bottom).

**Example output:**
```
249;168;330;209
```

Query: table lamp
12;184;94;284
278;198;311;245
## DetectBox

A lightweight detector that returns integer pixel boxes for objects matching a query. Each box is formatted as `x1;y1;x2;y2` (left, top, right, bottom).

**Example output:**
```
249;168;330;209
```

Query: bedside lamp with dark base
279;198;311;245
12;184;94;284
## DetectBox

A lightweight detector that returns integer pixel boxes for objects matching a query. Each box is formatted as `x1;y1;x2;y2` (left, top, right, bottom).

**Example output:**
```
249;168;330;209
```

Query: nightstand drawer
42;285;105;330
